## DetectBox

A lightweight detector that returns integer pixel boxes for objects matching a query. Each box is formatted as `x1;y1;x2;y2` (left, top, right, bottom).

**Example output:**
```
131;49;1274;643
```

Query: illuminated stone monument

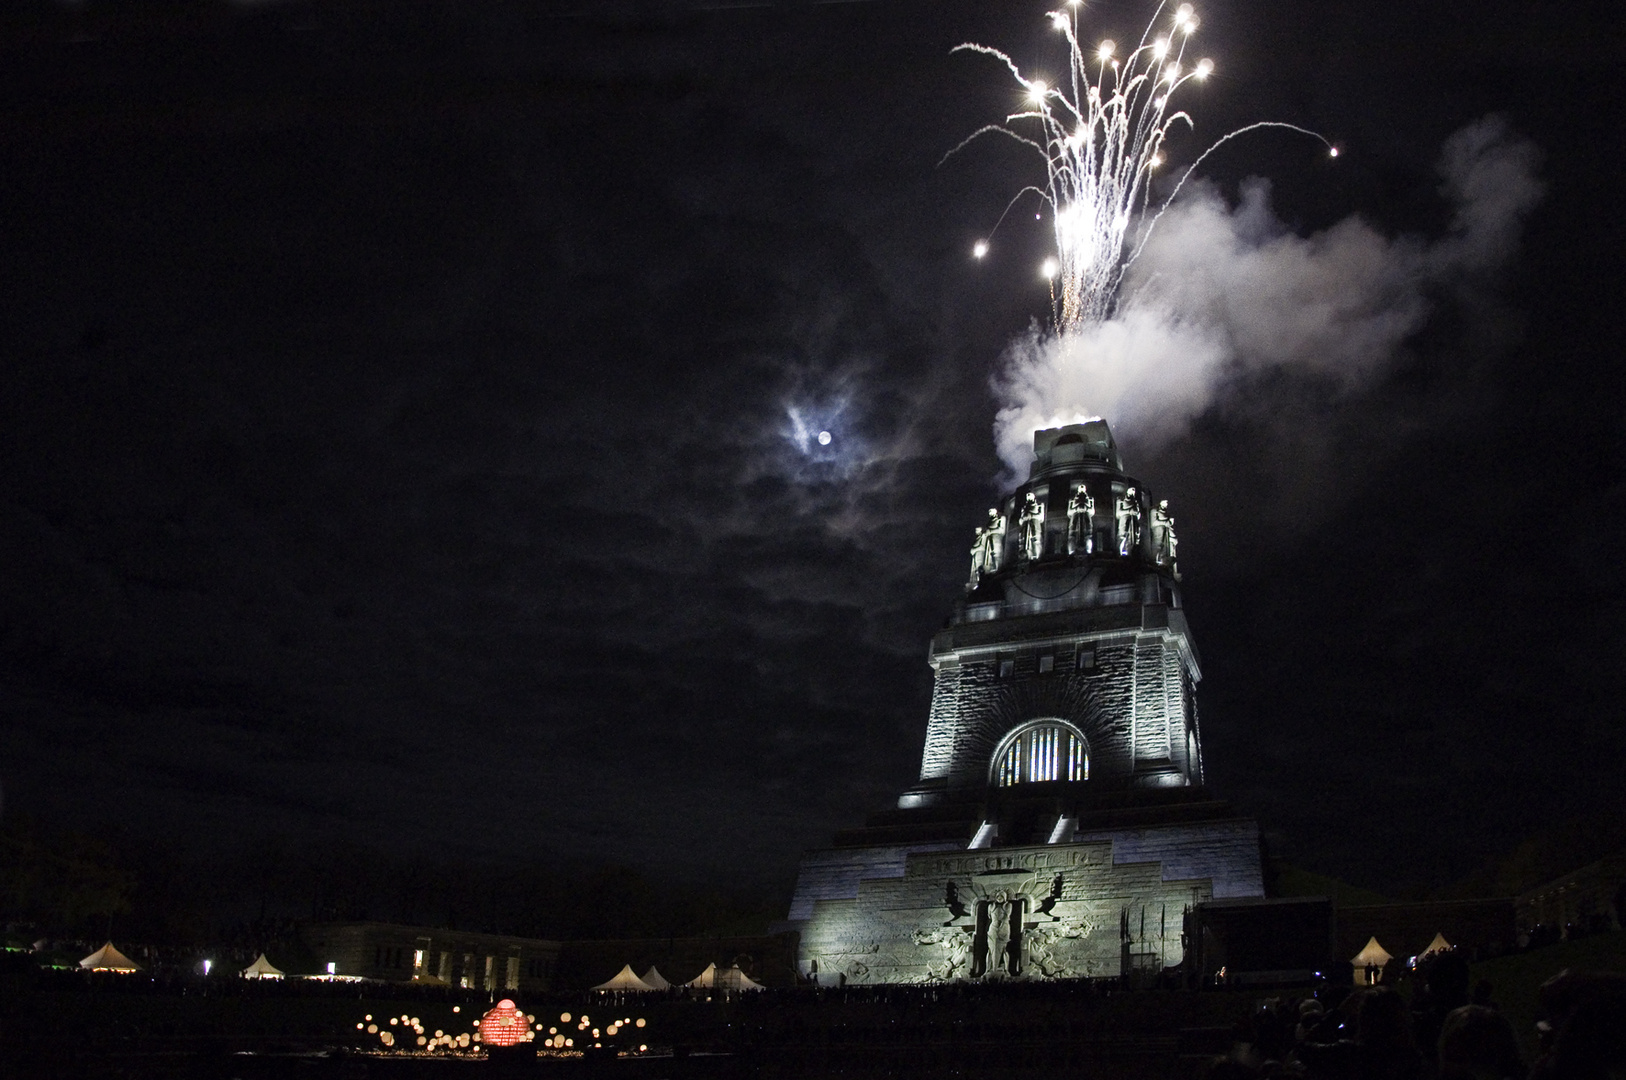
786;420;1264;983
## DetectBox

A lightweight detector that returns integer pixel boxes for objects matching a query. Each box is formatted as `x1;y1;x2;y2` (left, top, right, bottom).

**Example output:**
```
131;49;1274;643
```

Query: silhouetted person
1201;1056;1260;1080
1295;998;1327;1044
1295;987;1420;1080
1436;1005;1523;1080
1252;997;1298;1062
1528;970;1626;1080
1411;949;1471;1064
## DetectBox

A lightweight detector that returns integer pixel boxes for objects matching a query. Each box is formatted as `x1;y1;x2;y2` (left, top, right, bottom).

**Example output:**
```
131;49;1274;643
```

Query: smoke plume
993;116;1544;474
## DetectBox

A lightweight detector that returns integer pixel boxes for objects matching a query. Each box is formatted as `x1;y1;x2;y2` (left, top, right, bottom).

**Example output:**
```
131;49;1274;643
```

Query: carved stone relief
907;869;1105;983
799;838;1229;987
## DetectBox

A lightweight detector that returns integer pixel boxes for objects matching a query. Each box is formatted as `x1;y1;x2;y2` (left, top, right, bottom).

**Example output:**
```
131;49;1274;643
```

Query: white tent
726;964;766;992
80;942;141;972
1419;932;1452;958
240;953;285;980
593;964;656;992
685;962;764;992
1350;936;1393;984
640;966;672;991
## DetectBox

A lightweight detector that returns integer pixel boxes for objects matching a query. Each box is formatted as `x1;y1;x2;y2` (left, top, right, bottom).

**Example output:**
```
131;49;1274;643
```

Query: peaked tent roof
1350;937;1393;967
641;966;672;990
685;962;765;991
80;942;141;971
593;964;655;992
727;964;766;991
240;953;285;979
1419;932;1452;957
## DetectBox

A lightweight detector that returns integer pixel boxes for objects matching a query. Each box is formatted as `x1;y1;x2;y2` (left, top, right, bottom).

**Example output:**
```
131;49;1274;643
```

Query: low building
298;922;561;990
1518;851;1626;936
295;922;798;991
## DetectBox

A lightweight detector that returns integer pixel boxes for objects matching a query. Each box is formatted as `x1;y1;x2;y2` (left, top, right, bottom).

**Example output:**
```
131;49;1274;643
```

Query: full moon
817;431;832;446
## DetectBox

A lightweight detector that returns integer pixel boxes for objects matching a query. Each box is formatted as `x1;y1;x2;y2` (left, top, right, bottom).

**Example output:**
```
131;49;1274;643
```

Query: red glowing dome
479;999;528;1047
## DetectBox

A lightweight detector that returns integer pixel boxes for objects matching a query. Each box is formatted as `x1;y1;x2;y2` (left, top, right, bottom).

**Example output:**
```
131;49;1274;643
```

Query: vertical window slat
996;724;1089;787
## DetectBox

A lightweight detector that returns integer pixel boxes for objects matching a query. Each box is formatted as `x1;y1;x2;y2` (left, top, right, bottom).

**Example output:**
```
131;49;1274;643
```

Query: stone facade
911;609;1201;803
788;421;1264;983
904;420;1202;809
801;842;1212;985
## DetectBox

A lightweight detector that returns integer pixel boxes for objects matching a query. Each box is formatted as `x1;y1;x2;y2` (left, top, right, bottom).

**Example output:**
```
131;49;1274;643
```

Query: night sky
3;0;1625;900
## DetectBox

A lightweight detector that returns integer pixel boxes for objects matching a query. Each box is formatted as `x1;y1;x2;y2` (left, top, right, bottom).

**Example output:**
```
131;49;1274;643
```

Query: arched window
992;721;1088;786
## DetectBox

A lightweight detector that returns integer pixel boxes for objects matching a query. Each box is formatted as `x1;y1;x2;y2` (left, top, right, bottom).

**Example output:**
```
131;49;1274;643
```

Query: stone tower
784;421;1264;985
902;417;1202;831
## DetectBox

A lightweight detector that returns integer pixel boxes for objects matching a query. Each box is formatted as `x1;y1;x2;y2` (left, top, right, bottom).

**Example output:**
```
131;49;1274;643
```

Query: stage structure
786;420;1263;984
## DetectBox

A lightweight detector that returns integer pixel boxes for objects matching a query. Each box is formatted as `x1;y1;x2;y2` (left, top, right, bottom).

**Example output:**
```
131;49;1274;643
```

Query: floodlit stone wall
799;840;1219;984
917;628;1196;792
1073;818;1264;899
786;842;968;923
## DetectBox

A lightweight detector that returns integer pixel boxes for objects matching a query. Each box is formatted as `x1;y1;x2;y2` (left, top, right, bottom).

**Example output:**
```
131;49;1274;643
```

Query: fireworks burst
950;2;1331;335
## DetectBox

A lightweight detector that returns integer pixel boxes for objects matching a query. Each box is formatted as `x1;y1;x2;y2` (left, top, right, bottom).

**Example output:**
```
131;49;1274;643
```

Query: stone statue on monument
1019;493;1045;562
1115;487;1141;556
985;890;1013;977
1035;873;1065;918
981;508;1005;575
967;526;987;590
1066;485;1094;556
1152;499;1178;571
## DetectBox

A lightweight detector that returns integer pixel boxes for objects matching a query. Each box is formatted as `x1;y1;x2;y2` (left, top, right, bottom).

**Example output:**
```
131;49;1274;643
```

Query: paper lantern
479;999;529;1047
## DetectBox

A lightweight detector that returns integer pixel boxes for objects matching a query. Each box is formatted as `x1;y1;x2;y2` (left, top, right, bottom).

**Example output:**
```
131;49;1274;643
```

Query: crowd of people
1209;952;1624;1080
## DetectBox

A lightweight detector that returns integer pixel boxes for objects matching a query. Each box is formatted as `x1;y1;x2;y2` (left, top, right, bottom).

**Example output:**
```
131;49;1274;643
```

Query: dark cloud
0;0;1622;898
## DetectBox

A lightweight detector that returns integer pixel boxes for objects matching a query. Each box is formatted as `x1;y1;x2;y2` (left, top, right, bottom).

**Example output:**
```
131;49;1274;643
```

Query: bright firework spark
948;2;1331;335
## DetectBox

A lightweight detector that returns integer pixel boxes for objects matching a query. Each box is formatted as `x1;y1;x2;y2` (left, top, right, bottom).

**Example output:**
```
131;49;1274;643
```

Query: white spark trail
950;3;1332;335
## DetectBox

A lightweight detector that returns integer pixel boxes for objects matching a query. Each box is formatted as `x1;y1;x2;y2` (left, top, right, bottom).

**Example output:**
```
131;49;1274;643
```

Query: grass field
1469;931;1626;1059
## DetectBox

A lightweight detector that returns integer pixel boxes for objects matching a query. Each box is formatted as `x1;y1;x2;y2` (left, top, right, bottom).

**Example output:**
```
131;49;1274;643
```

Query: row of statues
968;486;1178;588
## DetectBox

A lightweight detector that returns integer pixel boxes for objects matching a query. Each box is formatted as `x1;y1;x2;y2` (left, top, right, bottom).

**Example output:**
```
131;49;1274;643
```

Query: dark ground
6;933;1625;1078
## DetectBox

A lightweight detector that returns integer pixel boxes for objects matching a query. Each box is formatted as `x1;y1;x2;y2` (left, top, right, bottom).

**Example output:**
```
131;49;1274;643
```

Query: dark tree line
1;814;785;948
